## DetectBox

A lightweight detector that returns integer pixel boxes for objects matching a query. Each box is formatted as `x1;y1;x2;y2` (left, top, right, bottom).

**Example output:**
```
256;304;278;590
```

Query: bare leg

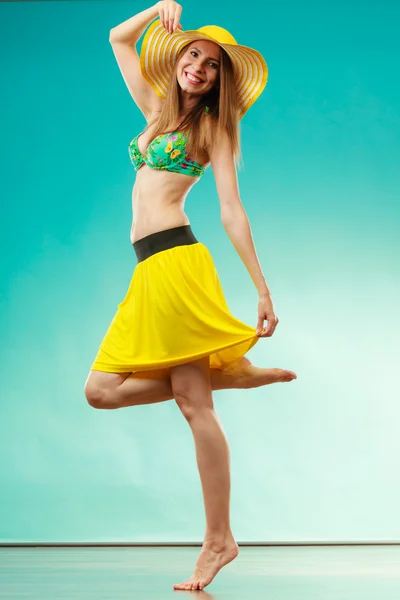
84;358;297;410
171;357;239;591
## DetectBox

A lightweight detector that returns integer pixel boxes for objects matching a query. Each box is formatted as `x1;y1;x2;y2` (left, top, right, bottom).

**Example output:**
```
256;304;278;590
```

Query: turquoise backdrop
0;0;399;543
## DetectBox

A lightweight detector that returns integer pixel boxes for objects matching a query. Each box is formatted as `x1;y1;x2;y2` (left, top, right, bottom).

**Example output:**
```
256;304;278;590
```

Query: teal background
0;0;399;543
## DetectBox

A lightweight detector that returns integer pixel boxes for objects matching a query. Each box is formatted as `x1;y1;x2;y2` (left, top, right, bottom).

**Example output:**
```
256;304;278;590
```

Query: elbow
221;205;248;229
109;28;122;45
221;212;233;230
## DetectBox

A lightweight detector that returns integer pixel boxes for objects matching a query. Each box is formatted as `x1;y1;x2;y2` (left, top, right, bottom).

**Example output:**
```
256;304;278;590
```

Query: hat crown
196;25;237;46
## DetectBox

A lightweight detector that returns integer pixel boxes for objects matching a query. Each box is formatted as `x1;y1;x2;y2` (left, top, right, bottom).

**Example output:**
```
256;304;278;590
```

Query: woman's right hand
157;0;183;34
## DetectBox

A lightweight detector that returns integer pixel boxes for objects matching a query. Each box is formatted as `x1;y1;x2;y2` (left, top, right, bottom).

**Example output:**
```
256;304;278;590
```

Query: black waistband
132;225;199;263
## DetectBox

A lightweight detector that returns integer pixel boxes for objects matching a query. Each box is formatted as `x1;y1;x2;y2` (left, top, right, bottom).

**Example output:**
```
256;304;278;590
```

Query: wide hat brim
140;20;268;119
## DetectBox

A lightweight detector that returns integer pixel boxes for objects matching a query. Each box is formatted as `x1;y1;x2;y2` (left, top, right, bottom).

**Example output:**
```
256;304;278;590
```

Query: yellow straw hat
140;19;268;119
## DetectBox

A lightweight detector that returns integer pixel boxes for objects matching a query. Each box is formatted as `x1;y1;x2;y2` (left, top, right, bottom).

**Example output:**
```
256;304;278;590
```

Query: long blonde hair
145;42;242;165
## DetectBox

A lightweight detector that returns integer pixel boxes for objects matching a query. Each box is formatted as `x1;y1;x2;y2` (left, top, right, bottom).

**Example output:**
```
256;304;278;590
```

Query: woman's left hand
255;294;279;337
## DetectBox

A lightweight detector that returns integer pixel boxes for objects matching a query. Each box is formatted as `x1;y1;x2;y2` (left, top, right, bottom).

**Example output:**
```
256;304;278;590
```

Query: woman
84;0;296;591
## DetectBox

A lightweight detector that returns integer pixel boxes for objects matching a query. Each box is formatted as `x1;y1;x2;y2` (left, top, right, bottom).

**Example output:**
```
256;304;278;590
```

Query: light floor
1;546;399;599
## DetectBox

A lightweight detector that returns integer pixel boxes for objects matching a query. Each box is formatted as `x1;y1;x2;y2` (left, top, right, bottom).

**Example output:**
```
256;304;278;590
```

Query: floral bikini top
128;107;210;178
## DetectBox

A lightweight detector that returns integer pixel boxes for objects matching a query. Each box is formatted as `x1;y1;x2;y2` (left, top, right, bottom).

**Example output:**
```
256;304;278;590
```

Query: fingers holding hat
157;0;183;34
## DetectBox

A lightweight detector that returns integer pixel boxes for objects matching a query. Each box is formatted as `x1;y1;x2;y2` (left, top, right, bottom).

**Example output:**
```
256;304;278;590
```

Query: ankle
203;529;235;550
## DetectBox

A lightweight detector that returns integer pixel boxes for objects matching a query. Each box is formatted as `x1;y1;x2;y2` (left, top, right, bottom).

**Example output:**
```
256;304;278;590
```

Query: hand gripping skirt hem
90;226;263;374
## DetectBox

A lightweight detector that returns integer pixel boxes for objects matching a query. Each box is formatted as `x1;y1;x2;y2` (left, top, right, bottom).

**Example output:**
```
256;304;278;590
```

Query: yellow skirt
91;226;262;374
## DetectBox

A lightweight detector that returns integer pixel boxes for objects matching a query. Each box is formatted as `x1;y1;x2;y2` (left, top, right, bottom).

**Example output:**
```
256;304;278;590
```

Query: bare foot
173;537;239;591
219;357;297;389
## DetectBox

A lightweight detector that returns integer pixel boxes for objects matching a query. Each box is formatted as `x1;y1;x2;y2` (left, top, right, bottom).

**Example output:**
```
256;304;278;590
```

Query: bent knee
84;382;106;409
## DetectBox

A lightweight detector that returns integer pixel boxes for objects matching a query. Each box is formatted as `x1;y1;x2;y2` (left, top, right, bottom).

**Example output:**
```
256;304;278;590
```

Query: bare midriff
130;162;202;244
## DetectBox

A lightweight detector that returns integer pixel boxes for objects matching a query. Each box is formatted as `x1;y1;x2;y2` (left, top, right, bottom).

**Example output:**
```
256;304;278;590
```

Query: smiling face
176;40;221;96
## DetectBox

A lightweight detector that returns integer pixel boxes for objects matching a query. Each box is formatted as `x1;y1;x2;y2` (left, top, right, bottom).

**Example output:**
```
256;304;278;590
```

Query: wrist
258;287;271;299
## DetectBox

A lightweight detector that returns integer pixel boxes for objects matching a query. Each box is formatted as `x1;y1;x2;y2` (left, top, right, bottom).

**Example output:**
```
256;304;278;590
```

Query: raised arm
109;3;165;120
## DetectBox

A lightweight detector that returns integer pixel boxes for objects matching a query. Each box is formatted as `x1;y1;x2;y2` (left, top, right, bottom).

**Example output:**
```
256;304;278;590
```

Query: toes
173;581;189;590
281;369;297;382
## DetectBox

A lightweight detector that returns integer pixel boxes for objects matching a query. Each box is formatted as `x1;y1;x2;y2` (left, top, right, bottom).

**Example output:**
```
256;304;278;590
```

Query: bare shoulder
110;39;164;120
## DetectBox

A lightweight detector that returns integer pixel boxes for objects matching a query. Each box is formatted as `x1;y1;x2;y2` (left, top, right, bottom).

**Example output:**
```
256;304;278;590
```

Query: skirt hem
91;331;262;374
